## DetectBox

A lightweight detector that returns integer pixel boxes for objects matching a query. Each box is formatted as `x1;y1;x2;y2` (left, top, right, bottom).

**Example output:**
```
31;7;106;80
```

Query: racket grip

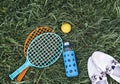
9;60;30;80
17;67;30;82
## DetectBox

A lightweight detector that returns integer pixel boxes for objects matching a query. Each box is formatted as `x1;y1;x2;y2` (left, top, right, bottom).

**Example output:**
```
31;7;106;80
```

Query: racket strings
27;33;63;67
24;27;53;54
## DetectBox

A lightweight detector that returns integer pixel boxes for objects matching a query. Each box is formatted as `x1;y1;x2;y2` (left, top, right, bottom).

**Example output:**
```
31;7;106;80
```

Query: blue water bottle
63;42;78;77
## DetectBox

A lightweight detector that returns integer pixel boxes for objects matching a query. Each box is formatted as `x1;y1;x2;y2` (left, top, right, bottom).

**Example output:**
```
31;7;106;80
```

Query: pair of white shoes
88;51;120;84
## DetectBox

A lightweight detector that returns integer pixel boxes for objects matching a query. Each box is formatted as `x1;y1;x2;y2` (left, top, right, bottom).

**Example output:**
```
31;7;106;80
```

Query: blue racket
9;32;63;80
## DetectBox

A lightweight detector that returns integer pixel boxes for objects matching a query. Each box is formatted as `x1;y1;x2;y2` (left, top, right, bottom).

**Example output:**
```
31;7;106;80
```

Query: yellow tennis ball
61;23;71;33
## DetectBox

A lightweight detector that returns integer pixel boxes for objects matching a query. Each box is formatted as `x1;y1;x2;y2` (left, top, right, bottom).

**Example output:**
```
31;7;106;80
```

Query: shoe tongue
111;66;120;77
96;80;107;84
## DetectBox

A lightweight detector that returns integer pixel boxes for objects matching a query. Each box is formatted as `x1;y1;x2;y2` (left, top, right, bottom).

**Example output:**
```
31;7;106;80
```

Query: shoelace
91;72;107;84
106;60;120;77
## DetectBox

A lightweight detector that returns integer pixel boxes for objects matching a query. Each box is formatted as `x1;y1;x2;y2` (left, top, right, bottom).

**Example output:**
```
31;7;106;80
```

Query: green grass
0;0;120;84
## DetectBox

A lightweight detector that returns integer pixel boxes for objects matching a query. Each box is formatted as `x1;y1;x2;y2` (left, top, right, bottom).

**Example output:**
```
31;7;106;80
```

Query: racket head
24;26;53;56
26;32;63;68
17;27;53;82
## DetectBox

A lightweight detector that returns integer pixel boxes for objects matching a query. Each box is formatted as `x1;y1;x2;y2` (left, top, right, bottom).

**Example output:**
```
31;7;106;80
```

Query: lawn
0;0;120;84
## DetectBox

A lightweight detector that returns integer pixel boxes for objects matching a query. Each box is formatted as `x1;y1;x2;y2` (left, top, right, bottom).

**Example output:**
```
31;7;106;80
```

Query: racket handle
9;60;30;80
17;67;30;82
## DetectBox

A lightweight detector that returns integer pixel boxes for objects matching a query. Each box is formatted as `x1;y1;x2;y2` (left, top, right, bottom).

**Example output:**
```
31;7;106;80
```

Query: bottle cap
64;42;70;46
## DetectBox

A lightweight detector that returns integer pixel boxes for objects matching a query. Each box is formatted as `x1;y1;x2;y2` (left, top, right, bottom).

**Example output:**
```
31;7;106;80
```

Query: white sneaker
92;51;120;83
87;57;108;84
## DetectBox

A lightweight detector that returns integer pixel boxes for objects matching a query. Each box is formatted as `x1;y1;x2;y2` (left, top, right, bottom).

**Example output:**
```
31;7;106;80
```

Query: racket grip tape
9;60;30;80
17;67;30;82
